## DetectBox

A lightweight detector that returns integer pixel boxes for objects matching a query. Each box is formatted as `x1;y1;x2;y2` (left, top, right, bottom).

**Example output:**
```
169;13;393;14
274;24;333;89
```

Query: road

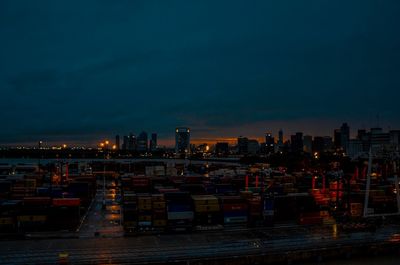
78;179;123;238
1;224;399;264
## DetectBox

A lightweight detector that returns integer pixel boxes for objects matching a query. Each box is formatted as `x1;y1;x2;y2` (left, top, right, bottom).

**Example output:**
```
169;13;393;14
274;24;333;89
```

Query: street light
38;141;43;176
100;140;109;209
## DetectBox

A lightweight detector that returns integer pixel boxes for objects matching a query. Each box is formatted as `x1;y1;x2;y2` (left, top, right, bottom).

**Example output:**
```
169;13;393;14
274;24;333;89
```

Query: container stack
137;194;152;229
68;179;95;207
152;194;167;229
263;196;274;226
329;181;344;202
350;203;363;218
192;195;220;227
165;192;193;231
219;196;248;226
36;187;50;197
121;175;133;193
247;196;262;225
0;181;12;199
50;198;80;230
132;176;152;193
17;197;51;231
10;179;36;199
0;200;20;232
122;191;137;232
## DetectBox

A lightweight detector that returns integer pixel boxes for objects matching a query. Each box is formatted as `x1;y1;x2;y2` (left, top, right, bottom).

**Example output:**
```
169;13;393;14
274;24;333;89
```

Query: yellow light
100;143;105;147
206;145;210;151
105;140;109;145
112;145;117;150
62;144;67;148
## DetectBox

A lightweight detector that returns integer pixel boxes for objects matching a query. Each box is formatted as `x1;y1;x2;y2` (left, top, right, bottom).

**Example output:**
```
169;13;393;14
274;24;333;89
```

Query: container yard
0;159;399;238
0;163;96;234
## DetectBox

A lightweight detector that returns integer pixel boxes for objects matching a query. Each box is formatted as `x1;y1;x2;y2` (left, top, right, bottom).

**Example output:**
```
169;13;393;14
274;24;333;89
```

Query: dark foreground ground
0;223;399;265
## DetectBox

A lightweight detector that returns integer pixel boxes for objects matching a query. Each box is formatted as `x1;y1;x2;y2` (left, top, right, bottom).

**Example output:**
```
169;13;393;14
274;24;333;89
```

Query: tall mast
363;148;372;217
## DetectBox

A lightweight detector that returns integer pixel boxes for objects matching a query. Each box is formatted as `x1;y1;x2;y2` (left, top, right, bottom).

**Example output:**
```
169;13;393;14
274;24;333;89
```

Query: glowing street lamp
100;140;110;209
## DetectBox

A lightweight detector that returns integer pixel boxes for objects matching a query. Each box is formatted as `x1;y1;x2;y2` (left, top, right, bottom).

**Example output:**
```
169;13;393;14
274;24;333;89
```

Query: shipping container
52;198;80;207
194;204;220;213
167;211;194;220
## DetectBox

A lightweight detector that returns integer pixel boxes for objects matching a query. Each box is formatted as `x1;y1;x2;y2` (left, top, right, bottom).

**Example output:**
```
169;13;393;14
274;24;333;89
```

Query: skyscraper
115;135;120;150
175;127;190;155
150;133;157;151
334;129;341;150
265;132;275;154
313;136;324;153
340;123;350;152
128;133;136;151
137;131;148;152
303;135;313;153
237;136;249;155
247;139;260;155
215;142;229;156
291;132;303;153
277;129;284;152
122;135;128;150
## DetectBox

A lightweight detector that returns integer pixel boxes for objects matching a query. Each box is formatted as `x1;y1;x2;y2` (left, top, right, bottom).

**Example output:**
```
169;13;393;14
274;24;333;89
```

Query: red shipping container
53;198;80;207
223;203;248;212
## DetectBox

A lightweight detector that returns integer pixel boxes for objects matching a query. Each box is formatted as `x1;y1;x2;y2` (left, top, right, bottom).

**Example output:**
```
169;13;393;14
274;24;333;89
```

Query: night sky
1;1;400;146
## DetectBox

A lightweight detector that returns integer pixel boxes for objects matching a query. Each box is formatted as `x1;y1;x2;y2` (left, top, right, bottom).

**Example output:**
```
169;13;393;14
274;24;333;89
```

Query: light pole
100;141;109;209
38;141;43;176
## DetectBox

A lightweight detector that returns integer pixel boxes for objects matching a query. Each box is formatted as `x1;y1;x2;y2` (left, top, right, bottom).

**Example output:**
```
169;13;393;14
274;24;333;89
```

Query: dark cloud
1;0;400;145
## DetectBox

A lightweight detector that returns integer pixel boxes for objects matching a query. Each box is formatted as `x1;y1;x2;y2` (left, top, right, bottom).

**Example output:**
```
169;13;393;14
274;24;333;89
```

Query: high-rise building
278;129;284;147
215;142;229;156
137;131;148;152
150;133;157;152
115;135;120;150
303;135;313;153
340;123;350;152
323;136;333;151
122;135;128;150
175;127;190;155
357;129;370;152
313;136;324;153
348;139;363;159
291;132;303;153
265;132;275;154
370;128;390;150
237;136;249;155
390;130;400;149
334;129;341;150
248;140;260;155
128;133;136;151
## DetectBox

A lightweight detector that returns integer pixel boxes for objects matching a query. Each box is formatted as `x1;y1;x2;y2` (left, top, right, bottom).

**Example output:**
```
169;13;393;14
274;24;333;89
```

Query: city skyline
2;122;398;149
1;1;400;145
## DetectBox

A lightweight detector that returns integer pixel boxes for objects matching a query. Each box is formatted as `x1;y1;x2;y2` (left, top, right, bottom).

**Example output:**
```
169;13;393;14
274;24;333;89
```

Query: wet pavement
78;180;123;238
